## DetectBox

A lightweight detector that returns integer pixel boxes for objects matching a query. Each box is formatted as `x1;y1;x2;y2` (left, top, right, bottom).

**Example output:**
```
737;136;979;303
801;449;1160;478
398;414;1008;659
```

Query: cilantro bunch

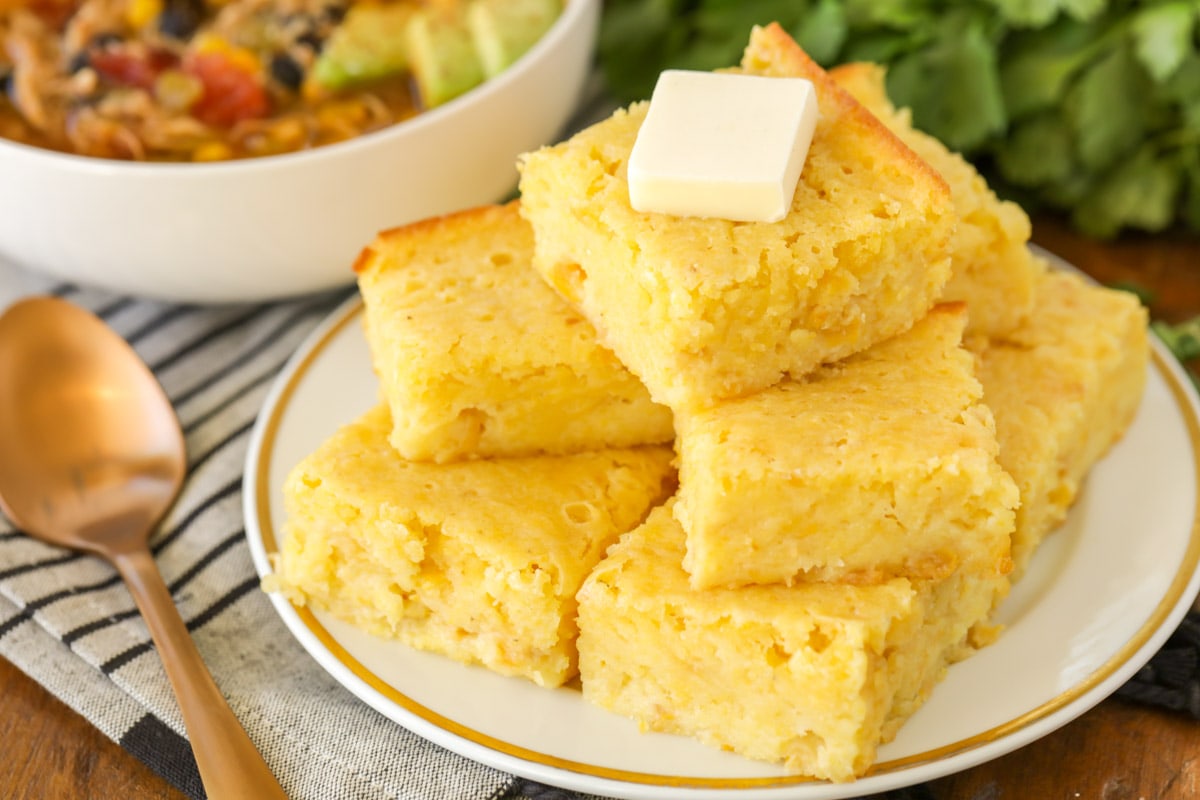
598;0;1200;238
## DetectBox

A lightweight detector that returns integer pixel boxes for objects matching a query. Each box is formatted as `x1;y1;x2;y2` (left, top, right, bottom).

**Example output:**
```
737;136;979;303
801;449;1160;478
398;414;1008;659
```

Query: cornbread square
674;304;1017;589
518;23;954;410
969;269;1148;577
829;63;1043;337
269;404;676;687
355;202;673;462
577;503;1006;782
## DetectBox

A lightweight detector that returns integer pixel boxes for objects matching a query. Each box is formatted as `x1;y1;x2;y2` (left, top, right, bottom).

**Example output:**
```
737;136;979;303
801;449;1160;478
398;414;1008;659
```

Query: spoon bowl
0;295;288;799
0;296;184;553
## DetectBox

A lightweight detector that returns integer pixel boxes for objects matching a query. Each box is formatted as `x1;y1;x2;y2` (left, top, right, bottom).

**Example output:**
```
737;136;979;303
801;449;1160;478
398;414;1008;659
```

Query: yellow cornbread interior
271;404;676;687
675;304;1017;589
356;202;674;462
829;63;1043;338
518;24;955;410
971;268;1149;577
577;503;1005;783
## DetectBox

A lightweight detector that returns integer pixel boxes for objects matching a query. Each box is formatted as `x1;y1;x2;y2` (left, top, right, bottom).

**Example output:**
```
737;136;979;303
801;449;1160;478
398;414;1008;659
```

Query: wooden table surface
1;217;1198;799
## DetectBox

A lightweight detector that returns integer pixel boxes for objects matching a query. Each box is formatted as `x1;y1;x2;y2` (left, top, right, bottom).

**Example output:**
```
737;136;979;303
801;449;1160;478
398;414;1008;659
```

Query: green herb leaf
1130;2;1195;82
886;11;1006;152
1164;52;1200;127
841;28;930;64
1072;144;1183;237
982;0;1105;28
1182;155;1200;231
685;0;803;73
1153;318;1200;362
597;0;692;101
994;112;1075;186
1065;40;1150;171
842;0;931;30
998;17;1107;120
1107;280;1156;306
791;0;848;65
1039;168;1094;208
984;0;1060;28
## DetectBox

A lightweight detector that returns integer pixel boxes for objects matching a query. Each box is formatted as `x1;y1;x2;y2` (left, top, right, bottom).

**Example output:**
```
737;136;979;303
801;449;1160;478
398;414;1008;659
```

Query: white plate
243;261;1200;799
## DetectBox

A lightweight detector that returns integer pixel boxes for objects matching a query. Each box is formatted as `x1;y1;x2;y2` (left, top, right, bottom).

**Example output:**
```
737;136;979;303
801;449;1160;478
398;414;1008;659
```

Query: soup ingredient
311;0;561;106
0;0;563;160
185;50;269;127
468;0;560;77
596;0;1200;238
404;0;562;105
405;6;483;108
309;2;415;91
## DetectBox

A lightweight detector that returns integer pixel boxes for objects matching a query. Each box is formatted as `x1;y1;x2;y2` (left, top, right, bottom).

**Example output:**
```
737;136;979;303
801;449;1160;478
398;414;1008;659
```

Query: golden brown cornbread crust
674;302;1017;590
970;268;1148;576
355;202;673;462
740;25;949;201
518;23;956;411
576;501;1006;782
271;404;677;687
828;61;1043;337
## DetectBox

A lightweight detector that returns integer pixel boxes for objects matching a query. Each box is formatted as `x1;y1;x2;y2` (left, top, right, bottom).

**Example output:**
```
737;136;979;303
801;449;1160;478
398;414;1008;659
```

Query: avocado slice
311;2;417;92
406;7;486;108
466;0;561;78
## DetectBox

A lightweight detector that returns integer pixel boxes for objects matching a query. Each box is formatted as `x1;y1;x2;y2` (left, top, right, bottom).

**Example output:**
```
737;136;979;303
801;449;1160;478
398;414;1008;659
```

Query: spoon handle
111;547;289;799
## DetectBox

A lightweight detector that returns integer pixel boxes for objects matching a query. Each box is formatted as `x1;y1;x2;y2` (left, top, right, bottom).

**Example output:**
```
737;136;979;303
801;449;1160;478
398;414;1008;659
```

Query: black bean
68;32;121;73
295;31;324;53
157;0;204;39
89;32;123;50
269;53;304;91
322;2;347;24
67;50;91;73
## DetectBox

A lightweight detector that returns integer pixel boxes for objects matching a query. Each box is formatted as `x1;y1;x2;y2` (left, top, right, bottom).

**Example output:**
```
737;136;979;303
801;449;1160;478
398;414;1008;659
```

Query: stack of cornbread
270;201;677;688
269;21;1149;783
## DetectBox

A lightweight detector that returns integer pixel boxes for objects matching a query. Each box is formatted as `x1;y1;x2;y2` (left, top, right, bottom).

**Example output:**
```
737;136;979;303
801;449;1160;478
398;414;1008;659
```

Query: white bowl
0;0;599;303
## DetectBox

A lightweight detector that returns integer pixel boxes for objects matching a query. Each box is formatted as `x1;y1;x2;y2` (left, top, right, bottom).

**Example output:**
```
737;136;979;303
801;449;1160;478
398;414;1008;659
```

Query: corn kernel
126;0;162;29
316;99;367;127
190;33;261;74
154;70;204;112
270;116;309;150
193;141;234;161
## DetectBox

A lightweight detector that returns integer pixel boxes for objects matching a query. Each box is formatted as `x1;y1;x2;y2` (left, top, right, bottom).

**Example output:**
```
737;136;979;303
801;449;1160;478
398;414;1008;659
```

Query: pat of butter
627;70;819;223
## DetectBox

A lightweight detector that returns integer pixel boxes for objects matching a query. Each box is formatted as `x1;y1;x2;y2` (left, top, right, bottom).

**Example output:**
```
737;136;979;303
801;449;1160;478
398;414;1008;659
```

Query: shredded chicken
62;0;128;55
138;109;212;151
67;103;144;157
4;10;56;131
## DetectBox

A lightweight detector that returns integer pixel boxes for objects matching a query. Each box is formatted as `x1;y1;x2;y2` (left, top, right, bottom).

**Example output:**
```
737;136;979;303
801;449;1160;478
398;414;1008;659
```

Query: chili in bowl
1;0;565;161
0;0;598;302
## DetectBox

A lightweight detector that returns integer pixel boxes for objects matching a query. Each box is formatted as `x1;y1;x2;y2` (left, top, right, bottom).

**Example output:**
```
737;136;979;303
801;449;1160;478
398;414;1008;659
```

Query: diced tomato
184;52;270;127
90;48;177;90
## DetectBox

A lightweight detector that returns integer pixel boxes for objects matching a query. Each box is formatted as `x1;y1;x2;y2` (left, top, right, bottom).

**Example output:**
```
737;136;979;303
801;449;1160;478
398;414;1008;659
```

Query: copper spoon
0;296;288;799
